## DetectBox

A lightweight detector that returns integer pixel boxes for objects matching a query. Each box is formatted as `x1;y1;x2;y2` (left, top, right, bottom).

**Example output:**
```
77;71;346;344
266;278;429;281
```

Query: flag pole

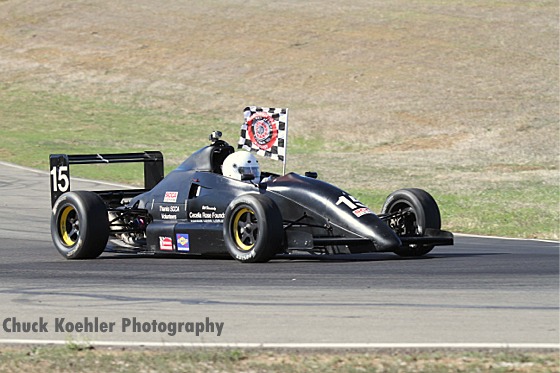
283;108;289;175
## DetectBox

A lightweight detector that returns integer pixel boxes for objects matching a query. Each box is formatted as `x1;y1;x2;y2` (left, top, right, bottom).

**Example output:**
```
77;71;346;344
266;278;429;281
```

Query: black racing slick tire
382;188;441;257
51;191;109;259
223;194;284;263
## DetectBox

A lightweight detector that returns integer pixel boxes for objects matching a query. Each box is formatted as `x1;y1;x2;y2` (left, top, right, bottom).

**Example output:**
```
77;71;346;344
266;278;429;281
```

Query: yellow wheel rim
233;207;256;251
59;205;77;246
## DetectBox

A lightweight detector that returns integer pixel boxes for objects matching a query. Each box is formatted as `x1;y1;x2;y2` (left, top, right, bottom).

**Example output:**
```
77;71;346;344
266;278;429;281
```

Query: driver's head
222;151;260;181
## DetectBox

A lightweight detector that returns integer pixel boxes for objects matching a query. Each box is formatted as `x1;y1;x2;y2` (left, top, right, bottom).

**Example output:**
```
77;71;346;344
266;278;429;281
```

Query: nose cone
340;210;402;252
371;226;402;251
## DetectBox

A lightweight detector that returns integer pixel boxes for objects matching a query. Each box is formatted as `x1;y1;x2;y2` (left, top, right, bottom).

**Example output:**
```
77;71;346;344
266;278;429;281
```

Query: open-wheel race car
50;106;453;262
49;128;453;263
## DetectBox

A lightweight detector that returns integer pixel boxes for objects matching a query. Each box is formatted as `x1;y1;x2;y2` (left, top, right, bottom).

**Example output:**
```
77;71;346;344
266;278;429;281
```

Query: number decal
50;165;69;193
336;194;373;218
336;195;358;209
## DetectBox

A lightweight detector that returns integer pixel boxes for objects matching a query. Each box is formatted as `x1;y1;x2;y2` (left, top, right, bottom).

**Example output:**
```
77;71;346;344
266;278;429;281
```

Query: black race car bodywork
49;134;453;262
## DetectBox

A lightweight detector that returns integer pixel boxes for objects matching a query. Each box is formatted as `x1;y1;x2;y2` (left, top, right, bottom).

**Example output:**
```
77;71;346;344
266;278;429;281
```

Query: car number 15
50;165;70;193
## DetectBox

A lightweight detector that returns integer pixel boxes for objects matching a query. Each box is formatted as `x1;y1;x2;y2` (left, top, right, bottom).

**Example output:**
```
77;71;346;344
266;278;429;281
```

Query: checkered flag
238;106;288;162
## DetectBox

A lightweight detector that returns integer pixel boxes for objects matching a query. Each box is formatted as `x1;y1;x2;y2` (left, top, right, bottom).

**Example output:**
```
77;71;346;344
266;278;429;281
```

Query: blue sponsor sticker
176;234;190;252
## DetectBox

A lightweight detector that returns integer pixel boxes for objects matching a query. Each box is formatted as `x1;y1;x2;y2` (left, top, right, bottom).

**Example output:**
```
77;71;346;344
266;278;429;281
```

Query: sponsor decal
163;191;178;203
159;236;173;251
353;207;374;217
160;205;180;212
189;211;225;222
160;205;179;220
176;234;190;252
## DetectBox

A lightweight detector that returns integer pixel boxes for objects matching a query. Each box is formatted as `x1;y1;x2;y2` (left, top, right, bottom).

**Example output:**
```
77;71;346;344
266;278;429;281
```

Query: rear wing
49;151;164;207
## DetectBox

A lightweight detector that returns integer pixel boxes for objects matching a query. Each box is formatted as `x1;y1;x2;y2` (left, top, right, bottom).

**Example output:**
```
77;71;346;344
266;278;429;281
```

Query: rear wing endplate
49;151;164;207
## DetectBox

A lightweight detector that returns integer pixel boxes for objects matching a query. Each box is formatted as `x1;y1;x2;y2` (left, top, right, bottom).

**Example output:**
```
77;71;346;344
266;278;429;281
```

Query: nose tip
373;232;402;252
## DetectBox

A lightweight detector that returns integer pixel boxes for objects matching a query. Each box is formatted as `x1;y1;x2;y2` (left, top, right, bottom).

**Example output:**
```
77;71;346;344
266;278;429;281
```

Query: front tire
223;194;284;263
382;188;441;257
51;191;109;259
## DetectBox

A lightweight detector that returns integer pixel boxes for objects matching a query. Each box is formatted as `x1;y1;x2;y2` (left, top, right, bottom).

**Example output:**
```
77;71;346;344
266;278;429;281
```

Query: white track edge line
0;340;558;349
453;233;559;244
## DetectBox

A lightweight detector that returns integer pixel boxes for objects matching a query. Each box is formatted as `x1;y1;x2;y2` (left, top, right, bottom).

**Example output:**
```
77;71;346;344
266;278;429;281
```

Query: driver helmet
222;151;261;181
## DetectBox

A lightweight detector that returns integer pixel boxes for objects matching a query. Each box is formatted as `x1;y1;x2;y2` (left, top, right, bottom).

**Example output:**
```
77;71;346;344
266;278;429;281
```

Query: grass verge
0;346;558;373
0;86;558;240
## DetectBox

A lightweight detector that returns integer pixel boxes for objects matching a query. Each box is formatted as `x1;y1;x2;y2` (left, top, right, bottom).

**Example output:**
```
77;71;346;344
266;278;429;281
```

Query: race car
49;131;453;262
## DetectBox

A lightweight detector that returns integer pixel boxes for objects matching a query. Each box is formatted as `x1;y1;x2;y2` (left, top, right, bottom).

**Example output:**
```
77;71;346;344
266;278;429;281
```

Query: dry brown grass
0;346;558;373
2;1;557;155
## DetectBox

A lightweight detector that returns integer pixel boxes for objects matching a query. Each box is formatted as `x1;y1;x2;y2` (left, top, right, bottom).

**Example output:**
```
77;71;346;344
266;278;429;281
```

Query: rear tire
382;188;441;257
51;191;109;259
223;194;284;263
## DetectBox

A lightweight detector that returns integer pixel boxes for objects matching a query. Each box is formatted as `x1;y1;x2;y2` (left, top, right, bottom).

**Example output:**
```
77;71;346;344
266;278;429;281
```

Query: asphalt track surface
0;162;558;347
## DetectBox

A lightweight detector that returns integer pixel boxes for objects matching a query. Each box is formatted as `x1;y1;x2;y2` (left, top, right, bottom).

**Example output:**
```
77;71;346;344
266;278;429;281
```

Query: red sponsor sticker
163;191;178;203
353;207;373;218
159;236;173;251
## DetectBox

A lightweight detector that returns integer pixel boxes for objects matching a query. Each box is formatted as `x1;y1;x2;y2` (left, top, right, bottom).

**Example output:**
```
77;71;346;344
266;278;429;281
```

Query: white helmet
222;151;260;181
